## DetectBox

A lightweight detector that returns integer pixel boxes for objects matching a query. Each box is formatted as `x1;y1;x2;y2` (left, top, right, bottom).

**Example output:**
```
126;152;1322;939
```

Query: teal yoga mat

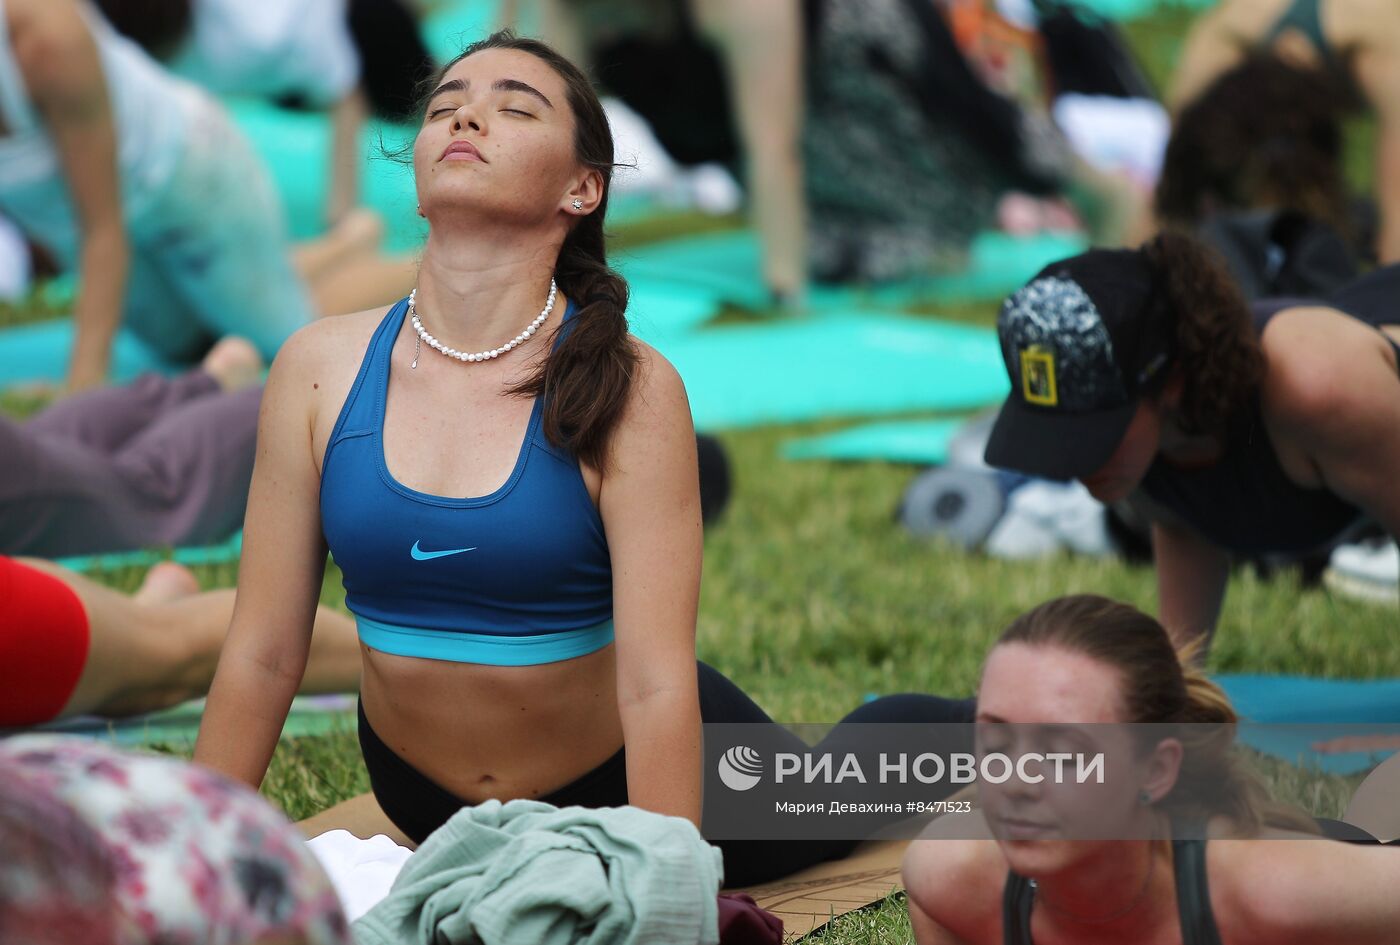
653;313;1008;429
0;320;173;387
227;99;425;252
55;531;244;575
782;419;965;465
22;694;355;747
625;279;724;344
616;229;1089;311
1218;674;1400;775
1073;0;1216;21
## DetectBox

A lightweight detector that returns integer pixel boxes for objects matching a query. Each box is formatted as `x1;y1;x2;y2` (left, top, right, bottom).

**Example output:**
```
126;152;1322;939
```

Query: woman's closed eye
428;106;456;119
499;108;534;117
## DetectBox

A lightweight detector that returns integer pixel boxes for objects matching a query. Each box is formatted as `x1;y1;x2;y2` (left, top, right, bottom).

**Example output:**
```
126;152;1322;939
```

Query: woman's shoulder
902;811;1006;939
1257;305;1391;428
265;305;400;419
1206;820;1400;943
274;306;396;374
616;334;691;422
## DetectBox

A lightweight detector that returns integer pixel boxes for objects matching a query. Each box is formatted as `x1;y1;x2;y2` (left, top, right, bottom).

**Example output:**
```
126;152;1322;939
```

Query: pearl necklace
409;279;557;368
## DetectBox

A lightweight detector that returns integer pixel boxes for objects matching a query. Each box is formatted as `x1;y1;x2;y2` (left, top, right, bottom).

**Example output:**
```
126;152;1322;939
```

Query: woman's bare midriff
358;641;626;804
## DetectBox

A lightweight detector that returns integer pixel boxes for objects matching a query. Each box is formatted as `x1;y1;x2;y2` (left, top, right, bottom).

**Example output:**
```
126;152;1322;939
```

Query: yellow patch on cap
1020;346;1058;407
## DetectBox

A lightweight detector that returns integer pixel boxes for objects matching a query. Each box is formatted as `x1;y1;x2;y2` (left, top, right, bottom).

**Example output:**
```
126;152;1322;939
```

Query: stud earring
1139;790;1152;806
416;205;425;218
572;199;584;211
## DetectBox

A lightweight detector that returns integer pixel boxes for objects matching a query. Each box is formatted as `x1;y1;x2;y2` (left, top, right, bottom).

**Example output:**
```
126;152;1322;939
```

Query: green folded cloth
353;799;723;945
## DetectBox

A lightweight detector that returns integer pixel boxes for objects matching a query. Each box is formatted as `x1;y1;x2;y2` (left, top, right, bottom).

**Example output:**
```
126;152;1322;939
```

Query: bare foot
133;561;201;605
202;337;264;392
329;207;386;260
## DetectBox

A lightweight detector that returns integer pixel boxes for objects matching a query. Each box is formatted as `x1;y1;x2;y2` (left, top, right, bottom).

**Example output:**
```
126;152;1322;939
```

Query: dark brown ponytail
1141;231;1264;436
1155;55;1349;235
430;33;638;470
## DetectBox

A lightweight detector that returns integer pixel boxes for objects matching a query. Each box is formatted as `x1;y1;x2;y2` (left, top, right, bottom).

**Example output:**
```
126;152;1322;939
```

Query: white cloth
605;97;742;215
305;830;414;923
1052;94;1170;186
984;480;1115;559
0;214;29;300
0;0;194;234
169;0;359;107
0;0;312;359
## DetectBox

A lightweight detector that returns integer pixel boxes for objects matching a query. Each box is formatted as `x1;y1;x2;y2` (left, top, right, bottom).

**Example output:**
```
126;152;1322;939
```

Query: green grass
41;420;1393;943
9;10;1400;940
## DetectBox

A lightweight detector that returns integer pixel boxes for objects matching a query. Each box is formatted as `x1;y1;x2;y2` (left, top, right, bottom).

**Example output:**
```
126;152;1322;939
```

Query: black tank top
1138;264;1400;555
1002;825;1223;945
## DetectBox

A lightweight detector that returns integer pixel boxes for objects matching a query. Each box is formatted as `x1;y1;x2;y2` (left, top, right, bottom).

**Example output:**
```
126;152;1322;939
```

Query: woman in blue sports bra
193;31;973;887
903;595;1400;944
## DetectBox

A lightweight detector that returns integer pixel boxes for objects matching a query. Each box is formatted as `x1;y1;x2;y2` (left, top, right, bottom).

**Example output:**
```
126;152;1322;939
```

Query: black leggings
359;661;975;887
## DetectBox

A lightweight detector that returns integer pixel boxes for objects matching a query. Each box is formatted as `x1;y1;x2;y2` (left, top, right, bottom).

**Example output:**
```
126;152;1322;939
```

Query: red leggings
0;557;90;727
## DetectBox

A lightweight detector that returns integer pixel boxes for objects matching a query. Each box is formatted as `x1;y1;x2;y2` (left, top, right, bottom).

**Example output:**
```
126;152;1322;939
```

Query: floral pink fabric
0;736;349;945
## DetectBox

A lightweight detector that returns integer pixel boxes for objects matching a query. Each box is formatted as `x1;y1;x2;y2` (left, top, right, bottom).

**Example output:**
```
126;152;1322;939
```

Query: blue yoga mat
624;279;724;345
54;531;244;575
783;419;965;465
1218;675;1400;775
20;693;355;747
227;99;426;252
653;312;1008;429
616;229;1089;310
0;320;174;387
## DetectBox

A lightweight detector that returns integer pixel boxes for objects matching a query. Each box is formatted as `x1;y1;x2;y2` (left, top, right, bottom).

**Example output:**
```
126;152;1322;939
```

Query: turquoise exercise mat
653;312;1008;429
19;694;356;747
782;419;965;465
625;278;725;344
1218;674;1400;775
1072;0;1216;21
0;320;174;388
54;531;244;575
422;0;504;65
615;229;1089;310
226;99;425;253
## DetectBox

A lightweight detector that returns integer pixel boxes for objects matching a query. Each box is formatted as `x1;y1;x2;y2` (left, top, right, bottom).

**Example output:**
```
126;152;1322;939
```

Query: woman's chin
998;840;1073;878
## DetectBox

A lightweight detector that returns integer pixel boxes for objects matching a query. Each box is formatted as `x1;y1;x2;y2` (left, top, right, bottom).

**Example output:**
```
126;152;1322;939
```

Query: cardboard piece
298;792;909;940
736;839;908;941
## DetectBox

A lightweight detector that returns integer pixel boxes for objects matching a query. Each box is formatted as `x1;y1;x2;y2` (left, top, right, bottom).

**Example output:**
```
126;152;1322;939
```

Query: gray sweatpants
0;372;260;558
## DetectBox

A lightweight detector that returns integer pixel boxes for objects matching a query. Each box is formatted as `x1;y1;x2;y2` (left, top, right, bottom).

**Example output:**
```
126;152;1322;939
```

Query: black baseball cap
984;248;1173;481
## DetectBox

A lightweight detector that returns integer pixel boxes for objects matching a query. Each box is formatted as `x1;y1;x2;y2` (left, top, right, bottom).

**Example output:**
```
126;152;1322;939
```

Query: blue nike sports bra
319;297;614;666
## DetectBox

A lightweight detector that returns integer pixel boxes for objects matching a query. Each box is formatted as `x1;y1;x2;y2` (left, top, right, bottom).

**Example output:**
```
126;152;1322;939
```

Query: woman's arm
1167;4;1247;113
326;87;369;227
1352;34;1400;262
601;343;704;828
692;0;807;303
15;1;128;392
1152;520;1232;650
193;328;332;787
1232;839;1400;943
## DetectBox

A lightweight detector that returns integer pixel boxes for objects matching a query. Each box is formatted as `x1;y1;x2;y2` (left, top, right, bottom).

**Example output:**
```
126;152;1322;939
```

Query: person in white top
0;0;413;392
95;0;369;227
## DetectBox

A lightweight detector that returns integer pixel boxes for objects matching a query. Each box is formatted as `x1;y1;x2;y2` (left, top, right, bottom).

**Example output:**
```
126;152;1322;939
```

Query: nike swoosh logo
410;540;478;561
